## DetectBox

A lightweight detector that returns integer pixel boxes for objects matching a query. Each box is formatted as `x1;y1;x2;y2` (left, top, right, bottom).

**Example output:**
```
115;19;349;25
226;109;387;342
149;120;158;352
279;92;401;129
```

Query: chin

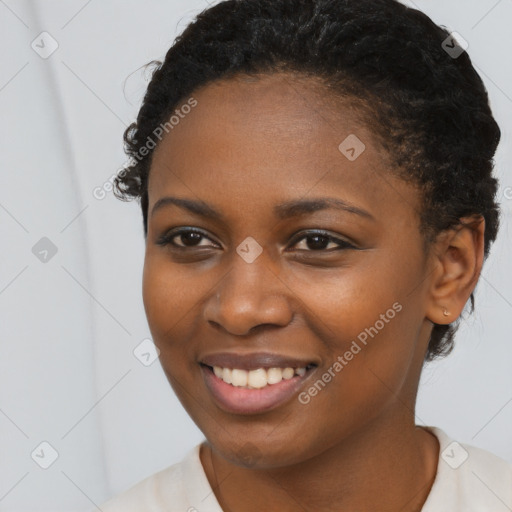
205;426;323;470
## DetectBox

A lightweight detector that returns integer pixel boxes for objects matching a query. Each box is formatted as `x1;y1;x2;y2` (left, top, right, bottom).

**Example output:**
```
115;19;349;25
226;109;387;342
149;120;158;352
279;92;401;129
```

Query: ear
425;215;485;325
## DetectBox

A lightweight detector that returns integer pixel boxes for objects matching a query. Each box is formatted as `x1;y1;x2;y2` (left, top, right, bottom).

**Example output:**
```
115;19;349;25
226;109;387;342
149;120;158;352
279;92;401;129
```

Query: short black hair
113;0;501;362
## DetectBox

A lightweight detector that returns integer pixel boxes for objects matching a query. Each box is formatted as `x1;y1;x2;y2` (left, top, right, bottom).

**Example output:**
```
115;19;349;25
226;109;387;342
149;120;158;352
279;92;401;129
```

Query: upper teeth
213;366;307;388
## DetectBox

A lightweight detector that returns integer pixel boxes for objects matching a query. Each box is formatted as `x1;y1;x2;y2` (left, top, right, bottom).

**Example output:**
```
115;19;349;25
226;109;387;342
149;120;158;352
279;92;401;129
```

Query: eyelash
156;227;357;253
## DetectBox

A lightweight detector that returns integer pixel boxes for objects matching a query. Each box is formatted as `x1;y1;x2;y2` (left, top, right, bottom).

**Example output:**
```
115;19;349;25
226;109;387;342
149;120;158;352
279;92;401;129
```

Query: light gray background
0;0;511;510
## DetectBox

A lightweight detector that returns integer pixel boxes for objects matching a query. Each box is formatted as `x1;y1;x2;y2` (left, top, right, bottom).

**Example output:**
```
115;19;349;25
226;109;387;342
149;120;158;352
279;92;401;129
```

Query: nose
203;252;294;336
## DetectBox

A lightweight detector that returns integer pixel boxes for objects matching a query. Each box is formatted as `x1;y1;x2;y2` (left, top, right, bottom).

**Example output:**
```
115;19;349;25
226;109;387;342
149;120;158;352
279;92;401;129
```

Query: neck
201;408;439;512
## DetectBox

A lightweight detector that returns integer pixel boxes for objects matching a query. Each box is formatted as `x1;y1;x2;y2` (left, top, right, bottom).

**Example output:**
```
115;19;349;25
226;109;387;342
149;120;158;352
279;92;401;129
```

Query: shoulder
97;444;213;512
422;426;512;511
457;435;512;500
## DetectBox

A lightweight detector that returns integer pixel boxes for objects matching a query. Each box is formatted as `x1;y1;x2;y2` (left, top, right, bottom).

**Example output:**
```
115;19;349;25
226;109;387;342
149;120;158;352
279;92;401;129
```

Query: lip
199;352;319;415
200;351;318;371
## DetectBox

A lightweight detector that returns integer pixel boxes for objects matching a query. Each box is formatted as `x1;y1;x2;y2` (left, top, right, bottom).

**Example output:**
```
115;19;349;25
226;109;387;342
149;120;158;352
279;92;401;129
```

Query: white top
98;426;512;511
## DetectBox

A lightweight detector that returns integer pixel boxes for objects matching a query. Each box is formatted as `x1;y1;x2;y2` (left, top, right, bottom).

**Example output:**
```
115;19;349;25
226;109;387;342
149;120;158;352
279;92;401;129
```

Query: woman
101;0;512;510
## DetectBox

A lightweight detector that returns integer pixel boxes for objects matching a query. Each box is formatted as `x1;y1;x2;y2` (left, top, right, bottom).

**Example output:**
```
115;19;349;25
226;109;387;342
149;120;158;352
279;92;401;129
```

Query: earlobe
425;216;485;325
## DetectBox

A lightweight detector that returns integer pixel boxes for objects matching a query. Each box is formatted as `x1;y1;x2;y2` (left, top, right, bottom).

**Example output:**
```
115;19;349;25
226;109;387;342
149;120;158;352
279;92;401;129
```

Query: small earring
442;308;450;317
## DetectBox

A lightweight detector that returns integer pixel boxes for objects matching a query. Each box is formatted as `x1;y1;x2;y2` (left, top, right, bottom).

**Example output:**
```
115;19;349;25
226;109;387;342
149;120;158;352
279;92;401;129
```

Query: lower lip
201;365;315;415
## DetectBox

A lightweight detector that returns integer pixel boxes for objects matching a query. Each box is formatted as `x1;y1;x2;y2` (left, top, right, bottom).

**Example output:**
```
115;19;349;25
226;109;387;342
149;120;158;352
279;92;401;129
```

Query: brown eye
289;231;356;252
156;228;218;249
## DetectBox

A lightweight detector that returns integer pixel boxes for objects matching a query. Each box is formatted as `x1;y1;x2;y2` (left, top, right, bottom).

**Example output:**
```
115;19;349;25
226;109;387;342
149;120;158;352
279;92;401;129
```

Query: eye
156;227;218;249
156;227;357;253
288;230;356;252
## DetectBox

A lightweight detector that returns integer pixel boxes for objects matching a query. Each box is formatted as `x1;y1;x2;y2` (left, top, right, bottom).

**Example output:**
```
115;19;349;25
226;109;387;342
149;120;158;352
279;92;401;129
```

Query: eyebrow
150;196;374;221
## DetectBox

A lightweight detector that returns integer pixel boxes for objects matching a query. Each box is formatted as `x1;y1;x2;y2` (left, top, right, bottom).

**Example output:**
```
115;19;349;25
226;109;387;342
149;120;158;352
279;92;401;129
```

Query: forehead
147;73;416;224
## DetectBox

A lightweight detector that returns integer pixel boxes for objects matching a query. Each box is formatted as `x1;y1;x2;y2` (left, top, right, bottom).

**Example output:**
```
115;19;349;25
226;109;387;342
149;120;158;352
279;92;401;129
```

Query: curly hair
113;0;501;362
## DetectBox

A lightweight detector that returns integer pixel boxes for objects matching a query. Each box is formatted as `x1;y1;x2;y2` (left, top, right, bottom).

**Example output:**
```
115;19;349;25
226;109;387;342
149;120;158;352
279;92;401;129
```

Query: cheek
284;252;425;418
142;256;202;402
142;253;202;337
141;252;223;389
283;246;420;347
142;255;196;384
288;310;420;461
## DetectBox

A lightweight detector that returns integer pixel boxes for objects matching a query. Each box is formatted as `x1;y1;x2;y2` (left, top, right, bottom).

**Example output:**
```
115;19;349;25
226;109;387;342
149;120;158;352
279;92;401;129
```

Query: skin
142;72;485;512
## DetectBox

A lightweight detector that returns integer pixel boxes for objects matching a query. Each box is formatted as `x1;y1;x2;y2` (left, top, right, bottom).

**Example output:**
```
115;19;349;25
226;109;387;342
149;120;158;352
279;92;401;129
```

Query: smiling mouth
201;363;317;389
200;362;318;414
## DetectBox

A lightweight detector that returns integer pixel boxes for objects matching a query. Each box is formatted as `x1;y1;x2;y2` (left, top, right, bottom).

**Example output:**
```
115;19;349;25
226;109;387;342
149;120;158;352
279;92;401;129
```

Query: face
143;73;434;469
